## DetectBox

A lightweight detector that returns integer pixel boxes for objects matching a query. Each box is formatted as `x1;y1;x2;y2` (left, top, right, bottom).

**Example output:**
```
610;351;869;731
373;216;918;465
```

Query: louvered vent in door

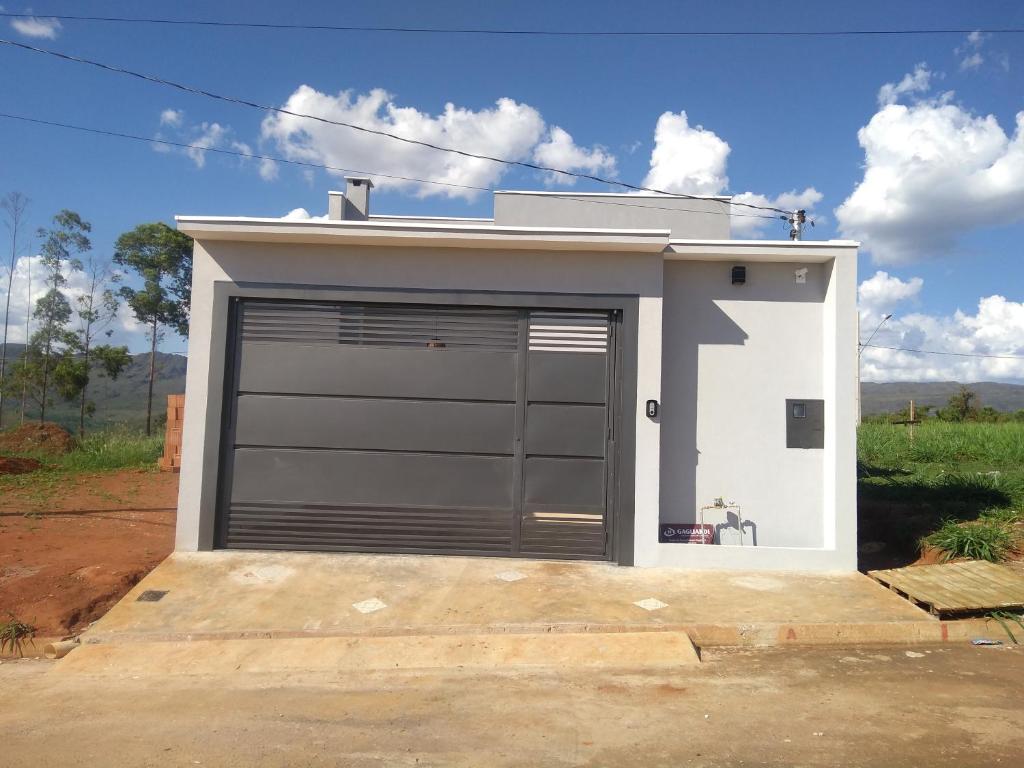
240;302;520;351
528;312;609;353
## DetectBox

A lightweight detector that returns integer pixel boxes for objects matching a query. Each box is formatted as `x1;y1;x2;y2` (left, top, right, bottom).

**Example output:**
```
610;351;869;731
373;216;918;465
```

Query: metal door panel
522;457;607;509
235;395;515;455
231;448;515;509
524;403;606;458
525;352;607;404
239;343;518;402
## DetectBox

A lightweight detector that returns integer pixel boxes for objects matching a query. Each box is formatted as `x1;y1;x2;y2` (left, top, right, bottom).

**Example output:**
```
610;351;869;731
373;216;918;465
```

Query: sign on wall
659;523;714;544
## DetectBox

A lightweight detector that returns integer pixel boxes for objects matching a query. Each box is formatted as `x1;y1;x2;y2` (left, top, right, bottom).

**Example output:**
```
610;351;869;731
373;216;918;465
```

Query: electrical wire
0;37;795;215
0;111;781;222
0;112;490;193
861;343;1024;361
2;13;1022;37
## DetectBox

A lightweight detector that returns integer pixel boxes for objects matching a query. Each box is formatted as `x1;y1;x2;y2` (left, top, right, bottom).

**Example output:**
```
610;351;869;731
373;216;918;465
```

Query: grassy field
858;422;1024;566
0;428;164;507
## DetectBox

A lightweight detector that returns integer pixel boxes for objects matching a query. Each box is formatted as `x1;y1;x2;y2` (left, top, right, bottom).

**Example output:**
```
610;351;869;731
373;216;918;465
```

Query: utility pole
788;209;807;241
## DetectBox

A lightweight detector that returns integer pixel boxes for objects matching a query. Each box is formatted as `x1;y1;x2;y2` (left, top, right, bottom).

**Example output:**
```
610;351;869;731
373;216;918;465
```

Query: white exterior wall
638;255;858;570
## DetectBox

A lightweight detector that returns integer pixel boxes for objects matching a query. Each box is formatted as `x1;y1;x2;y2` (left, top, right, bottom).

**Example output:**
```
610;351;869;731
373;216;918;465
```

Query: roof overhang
175;216;670;253
666;239;859;263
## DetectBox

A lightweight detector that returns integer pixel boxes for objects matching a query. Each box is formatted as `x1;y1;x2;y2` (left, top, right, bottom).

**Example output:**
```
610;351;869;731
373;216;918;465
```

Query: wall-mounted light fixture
731;265;746;285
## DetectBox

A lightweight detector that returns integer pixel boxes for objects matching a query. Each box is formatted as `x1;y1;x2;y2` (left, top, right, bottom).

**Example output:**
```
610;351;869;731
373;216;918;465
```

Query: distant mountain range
0;343;187;432
860;381;1024;415
1;341;1022;429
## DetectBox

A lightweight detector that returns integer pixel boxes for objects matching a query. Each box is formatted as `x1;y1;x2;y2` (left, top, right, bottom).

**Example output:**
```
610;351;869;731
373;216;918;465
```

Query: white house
174;178;858;572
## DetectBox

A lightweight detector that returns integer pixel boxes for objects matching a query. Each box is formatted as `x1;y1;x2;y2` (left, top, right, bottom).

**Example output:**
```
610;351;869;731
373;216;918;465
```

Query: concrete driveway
83;550;937;650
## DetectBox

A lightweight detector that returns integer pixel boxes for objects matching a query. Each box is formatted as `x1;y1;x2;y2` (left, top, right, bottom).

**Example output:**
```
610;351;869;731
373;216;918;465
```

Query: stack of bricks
158;394;186;472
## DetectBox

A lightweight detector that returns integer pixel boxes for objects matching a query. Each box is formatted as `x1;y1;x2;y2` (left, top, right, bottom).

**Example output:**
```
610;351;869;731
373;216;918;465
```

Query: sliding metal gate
215;299;618;560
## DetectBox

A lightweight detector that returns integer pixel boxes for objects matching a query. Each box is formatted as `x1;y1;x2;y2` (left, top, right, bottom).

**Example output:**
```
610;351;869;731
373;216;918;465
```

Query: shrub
0;616;36;656
924;519;1016;563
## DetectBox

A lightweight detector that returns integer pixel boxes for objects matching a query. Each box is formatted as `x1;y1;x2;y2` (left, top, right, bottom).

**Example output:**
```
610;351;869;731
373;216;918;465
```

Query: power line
862;343;1024;361
0;111;780;222
0;37;794;215
0;112;490;193
2;13;1023;37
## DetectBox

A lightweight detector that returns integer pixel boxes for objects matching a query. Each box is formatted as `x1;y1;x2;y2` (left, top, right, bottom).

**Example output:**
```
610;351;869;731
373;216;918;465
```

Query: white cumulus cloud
532;126;616;186
730;187;823;237
642;110;730;195
641;110;820;237
858;270;923;318
960;52;984;72
955;31;987;72
836;67;1024;264
876;63;932;107
858;271;1024;382
154;110;269;175
10;14;61;39
260;87;547;200
160;109;184;127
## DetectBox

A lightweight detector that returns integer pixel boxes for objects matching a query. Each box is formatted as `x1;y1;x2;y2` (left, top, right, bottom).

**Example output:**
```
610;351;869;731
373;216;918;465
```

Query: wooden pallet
869;560;1024;617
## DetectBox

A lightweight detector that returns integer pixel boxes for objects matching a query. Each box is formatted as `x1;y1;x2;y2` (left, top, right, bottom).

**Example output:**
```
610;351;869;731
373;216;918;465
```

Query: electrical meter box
786;398;824;449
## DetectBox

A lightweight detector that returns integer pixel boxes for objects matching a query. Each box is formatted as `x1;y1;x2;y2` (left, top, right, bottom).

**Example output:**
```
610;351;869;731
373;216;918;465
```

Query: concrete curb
80;617;1010;650
57;631;702;676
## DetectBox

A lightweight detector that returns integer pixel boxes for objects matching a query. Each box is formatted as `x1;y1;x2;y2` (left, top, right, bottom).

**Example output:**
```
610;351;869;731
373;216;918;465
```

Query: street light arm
859;313;893;357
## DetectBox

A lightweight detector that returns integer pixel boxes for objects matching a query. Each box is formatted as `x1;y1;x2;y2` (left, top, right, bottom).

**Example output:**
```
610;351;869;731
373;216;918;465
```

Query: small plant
988;611;1024;644
980;507;1024;525
923;519;1016;562
0;615;36;656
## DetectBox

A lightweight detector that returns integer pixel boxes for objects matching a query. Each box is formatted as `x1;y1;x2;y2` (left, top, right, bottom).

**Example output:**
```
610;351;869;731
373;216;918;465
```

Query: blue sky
1;0;1023;381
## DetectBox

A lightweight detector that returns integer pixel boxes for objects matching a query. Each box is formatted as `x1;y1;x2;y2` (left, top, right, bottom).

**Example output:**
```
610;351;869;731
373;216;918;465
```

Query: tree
29;210;91;422
941;385;980;422
72;254;130;437
1;192;30;429
114;223;193;435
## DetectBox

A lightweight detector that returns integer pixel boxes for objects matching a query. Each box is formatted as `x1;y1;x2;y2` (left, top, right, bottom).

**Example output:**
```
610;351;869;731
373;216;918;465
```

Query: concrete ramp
55;631;700;677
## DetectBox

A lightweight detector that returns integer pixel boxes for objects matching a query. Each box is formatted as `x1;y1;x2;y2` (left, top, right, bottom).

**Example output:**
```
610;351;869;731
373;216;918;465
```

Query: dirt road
1;643;1021;767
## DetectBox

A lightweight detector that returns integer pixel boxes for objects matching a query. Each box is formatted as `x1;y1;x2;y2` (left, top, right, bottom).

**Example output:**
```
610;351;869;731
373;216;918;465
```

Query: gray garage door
215;299;618;560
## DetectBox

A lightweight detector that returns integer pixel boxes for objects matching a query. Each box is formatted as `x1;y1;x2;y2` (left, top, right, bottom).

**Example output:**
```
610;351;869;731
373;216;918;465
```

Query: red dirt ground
0;457;43;475
0;469;178;638
0;422;76;456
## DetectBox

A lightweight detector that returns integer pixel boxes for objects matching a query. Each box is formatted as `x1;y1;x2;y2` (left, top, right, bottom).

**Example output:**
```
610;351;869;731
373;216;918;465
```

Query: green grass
49;429;164;472
988;611;1024;644
924;519;1016;562
858;421;1024;466
858;422;1024;566
3;428;164;473
0;428;163;506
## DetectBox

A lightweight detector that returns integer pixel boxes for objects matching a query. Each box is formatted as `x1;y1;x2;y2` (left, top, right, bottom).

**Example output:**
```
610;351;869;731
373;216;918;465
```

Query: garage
215;298;620;560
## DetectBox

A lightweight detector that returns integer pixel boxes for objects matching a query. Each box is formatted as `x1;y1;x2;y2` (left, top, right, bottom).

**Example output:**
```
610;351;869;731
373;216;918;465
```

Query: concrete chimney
344;176;373;220
327;190;345;220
